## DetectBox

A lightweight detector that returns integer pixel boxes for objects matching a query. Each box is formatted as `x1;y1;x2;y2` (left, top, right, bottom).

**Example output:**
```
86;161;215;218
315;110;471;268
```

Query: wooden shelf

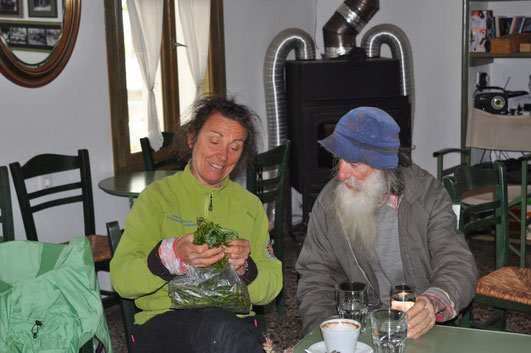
470;52;531;59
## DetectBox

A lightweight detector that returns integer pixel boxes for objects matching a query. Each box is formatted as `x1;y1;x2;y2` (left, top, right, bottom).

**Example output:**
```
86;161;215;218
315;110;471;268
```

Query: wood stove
286;58;411;222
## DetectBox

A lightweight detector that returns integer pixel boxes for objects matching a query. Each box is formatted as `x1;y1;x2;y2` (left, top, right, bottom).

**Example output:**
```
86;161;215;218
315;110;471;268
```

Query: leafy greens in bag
193;217;238;270
168;218;251;313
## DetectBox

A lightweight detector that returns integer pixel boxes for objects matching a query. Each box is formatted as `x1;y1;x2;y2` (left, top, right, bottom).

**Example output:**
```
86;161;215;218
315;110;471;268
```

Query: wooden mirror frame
0;0;81;88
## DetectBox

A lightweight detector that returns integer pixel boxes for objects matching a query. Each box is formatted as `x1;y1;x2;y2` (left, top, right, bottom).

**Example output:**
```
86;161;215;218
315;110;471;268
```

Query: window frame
103;0;226;173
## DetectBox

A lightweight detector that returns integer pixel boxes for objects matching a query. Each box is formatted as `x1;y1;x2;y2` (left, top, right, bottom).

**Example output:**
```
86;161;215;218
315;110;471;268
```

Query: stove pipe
323;0;379;58
361;24;415;130
263;28;315;149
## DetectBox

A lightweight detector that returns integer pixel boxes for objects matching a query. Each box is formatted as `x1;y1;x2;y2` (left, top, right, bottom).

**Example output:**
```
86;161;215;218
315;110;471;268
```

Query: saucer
306;341;373;353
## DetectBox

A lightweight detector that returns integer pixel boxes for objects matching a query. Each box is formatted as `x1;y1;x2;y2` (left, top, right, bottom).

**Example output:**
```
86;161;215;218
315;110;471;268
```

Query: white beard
332;170;388;252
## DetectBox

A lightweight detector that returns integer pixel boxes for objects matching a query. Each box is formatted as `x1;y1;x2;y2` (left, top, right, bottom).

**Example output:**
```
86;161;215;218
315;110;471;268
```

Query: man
296;107;478;339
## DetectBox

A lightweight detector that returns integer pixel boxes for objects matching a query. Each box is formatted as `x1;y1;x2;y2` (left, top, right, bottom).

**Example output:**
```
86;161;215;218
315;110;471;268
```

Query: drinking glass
336;281;369;332
390;283;416;312
371;309;408;353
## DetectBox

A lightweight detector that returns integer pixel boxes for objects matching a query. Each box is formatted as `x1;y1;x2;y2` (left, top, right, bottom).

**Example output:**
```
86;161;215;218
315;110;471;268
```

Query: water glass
390;283;416;312
336;281;369;332
371;309;408;353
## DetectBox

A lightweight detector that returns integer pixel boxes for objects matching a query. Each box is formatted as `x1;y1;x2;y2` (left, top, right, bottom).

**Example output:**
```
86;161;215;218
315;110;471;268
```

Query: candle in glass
390;284;416;312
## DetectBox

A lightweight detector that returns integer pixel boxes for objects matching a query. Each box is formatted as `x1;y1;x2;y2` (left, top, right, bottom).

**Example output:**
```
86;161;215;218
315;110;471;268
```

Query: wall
225;0;465;176
0;1;130;288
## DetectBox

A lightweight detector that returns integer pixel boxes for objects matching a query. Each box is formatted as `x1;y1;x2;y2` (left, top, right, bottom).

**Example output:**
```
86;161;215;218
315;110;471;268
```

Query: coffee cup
320;318;361;353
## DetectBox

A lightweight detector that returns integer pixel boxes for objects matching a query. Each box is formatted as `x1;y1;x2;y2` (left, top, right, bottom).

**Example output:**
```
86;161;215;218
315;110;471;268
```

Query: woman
110;96;283;353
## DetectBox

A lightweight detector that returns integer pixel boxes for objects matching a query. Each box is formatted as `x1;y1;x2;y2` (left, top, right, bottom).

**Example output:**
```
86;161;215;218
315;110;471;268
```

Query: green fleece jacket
110;163;283;324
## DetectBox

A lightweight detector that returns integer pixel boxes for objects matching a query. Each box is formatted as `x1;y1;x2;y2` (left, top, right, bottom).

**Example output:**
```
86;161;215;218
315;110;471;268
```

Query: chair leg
276;288;286;318
460;305;472;328
254;306;267;333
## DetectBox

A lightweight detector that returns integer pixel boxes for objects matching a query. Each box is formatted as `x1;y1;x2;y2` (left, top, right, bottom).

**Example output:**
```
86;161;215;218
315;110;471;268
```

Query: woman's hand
224;238;251;275
405;295;436;339
173;234;225;267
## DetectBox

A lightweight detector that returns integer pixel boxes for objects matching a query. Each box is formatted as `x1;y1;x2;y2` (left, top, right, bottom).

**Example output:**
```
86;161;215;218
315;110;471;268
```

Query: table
98;170;176;208
293;323;531;353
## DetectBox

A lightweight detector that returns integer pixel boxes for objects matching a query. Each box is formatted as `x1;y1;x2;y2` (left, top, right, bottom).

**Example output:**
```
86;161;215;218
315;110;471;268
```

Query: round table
98;170;176;208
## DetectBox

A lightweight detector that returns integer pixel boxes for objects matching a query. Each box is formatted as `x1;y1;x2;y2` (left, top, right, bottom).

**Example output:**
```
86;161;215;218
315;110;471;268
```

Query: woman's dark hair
172;95;259;178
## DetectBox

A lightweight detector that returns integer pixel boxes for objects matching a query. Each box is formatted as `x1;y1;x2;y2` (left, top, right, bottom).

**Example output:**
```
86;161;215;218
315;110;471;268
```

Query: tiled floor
105;230;531;353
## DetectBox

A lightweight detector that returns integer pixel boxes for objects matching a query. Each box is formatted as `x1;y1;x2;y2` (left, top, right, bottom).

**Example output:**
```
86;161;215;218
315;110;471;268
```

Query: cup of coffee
320;318;361;353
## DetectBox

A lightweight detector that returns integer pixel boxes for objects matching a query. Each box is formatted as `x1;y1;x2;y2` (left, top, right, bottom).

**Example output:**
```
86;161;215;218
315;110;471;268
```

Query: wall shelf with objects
461;0;531;153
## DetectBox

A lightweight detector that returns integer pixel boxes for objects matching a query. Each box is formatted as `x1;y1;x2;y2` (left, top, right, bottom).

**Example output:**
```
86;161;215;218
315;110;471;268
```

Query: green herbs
168;219;250;313
193;217;238;269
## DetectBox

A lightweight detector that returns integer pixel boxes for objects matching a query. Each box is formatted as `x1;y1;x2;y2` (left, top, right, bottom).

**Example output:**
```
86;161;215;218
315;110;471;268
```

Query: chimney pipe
323;0;379;58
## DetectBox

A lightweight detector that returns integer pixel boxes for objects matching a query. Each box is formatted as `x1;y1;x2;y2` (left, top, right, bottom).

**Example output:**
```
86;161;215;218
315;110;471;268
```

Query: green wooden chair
140;132;183;171
0;166;14;242
434;148;530;267
9;149;115;306
432;148;470;183
246;140;291;331
106;221;136;352
443;163;531;330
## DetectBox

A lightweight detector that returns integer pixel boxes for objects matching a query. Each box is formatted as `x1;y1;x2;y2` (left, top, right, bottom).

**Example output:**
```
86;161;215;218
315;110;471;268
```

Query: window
103;0;226;173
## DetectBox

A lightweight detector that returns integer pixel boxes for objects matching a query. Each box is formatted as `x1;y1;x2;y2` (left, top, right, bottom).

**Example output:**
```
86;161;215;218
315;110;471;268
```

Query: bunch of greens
193;217;238;270
169;218;250;313
168;267;250;313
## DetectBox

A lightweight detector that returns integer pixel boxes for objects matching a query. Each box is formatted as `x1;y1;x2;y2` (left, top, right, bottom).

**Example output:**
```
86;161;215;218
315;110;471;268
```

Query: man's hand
173;234;225;267
224;238;251;275
406;295;436;339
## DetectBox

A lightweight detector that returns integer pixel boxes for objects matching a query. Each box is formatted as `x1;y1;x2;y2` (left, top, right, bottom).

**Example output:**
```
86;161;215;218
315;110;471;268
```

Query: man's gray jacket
296;163;478;334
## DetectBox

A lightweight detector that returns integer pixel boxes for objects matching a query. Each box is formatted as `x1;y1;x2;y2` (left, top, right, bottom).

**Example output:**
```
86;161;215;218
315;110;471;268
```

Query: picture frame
28;0;57;18
0;0;23;17
0;20;61;51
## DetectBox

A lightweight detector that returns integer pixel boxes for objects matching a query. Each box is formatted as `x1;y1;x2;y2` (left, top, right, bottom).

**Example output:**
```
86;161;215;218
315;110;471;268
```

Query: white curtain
127;0;164;151
178;0;211;98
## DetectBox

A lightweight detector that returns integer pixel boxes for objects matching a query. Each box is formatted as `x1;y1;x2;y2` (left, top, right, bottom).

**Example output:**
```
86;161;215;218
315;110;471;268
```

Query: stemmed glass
336;281;369;332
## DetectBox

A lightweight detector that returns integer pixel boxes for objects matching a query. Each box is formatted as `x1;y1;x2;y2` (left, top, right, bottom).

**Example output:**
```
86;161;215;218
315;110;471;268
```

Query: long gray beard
332;170;388;252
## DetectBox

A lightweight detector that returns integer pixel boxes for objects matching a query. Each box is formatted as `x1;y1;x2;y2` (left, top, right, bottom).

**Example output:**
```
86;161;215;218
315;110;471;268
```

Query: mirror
0;0;81;87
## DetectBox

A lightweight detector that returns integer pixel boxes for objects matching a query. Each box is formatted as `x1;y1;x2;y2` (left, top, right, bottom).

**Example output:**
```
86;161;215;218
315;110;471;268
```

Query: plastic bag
168;262;251;314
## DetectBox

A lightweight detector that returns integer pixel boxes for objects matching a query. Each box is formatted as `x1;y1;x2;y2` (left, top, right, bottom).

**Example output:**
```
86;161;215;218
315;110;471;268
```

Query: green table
294;323;531;353
98;170;176;208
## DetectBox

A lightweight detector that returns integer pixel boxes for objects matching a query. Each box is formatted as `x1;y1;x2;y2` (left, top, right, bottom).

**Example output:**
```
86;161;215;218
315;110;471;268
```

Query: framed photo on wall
0;20;61;50
28;0;57;18
0;0;23;17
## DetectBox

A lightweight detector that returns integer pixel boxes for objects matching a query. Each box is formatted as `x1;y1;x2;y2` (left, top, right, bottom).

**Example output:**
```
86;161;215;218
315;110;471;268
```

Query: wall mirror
0;0;81;88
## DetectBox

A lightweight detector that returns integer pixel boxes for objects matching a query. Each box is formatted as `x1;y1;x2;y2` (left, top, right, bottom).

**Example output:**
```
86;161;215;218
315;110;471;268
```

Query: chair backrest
106;220;135;350
0;166;15;242
140;132;182;171
246;140;290;261
443;162;509;269
9;149;95;241
433;148;470;182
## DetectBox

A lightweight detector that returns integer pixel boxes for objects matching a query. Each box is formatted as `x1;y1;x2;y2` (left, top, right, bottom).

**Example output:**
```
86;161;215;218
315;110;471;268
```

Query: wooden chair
0;166;14;242
443;163;531;330
8;149;114;305
432;148;470;182
246;140;291;330
435;148;530;267
140;132;183;171
106;220;135;352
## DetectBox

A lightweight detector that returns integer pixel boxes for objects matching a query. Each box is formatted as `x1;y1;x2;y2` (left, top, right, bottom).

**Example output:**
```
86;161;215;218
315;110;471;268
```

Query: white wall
224;0;464;176
223;0;316;152
0;1;130;244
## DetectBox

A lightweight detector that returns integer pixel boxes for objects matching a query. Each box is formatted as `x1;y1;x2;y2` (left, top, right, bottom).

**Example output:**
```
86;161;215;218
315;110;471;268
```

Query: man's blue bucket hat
319;107;400;169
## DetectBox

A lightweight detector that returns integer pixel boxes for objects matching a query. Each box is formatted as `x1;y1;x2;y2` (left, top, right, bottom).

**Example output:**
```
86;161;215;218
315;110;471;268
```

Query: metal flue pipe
323;0;379;58
361;24;415;128
263;28;315;149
